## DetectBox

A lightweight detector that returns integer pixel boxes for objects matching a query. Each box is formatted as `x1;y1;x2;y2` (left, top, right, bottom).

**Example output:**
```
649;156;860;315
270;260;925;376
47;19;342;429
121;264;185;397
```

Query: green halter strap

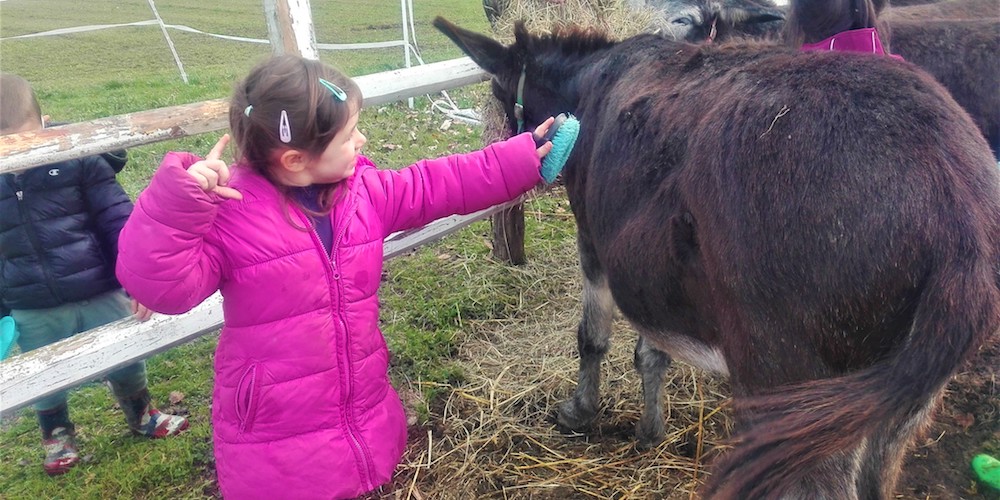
513;64;527;134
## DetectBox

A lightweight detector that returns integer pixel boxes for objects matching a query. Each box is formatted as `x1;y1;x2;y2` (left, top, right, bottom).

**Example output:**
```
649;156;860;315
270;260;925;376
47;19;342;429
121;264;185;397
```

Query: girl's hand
130;298;154;322
186;134;243;200
532;116;556;159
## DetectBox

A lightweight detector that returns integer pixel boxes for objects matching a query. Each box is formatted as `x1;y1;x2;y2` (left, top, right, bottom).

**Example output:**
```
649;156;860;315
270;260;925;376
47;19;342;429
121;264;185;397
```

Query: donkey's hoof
635;417;666;450
555;399;598;432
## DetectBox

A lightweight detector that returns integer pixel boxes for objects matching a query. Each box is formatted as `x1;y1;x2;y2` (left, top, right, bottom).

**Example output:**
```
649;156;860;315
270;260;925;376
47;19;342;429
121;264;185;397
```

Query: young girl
116;55;556;498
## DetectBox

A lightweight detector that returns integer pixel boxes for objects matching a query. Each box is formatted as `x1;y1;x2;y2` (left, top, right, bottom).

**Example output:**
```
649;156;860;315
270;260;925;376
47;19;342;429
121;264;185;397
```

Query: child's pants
12;289;147;412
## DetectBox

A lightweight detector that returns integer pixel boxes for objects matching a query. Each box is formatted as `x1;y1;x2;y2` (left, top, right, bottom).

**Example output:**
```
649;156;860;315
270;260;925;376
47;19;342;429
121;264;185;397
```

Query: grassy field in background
0;0;495;196
0;1;579;497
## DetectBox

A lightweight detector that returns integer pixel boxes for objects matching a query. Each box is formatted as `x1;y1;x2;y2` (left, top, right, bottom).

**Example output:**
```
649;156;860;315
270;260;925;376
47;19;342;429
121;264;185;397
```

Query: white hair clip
279;110;291;143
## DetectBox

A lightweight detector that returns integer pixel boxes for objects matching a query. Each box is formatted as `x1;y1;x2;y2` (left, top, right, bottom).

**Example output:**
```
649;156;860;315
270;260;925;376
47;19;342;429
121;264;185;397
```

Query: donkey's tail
703;259;1000;499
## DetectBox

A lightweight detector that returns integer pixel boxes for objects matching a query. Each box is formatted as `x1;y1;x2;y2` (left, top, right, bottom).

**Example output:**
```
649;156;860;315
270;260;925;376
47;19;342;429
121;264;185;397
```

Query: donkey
883;19;1000;157
783;0;1000;156
782;0;889;44
638;0;1000;156
883;0;1000;21
890;0;949;5
630;0;786;41
435;17;1000;498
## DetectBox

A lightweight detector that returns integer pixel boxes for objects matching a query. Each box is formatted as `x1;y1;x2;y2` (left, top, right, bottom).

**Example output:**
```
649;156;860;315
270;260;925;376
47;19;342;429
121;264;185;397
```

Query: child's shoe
132;406;189;438
116;388;189;438
38;405;79;476
42;426;79;476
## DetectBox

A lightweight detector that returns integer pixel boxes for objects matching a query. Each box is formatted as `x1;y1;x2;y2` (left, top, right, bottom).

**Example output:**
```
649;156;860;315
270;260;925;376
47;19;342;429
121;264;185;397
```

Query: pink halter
800;27;904;60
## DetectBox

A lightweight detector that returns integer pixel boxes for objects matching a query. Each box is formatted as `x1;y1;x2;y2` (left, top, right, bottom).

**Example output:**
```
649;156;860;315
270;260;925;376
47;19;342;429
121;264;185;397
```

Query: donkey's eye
671;16;693;26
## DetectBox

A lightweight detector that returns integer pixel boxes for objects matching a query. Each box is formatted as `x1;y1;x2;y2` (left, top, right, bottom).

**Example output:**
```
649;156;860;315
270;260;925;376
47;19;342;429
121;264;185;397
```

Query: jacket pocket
235;363;259;434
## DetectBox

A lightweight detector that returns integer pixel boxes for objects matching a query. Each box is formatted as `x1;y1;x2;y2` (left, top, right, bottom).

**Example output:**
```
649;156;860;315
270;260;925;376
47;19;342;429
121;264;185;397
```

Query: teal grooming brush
539;113;580;183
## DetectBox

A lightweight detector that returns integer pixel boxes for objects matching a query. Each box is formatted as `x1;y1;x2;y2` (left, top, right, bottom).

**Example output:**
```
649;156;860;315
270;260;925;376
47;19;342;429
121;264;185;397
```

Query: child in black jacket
0;73;188;476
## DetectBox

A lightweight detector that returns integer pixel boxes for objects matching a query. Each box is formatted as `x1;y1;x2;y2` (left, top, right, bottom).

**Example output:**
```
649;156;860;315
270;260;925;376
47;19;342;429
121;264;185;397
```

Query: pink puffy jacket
117;133;542;499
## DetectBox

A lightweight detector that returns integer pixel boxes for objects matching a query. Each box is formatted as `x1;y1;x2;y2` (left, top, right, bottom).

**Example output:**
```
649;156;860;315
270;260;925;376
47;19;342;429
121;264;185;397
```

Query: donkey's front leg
634;335;672;449
557;272;615;431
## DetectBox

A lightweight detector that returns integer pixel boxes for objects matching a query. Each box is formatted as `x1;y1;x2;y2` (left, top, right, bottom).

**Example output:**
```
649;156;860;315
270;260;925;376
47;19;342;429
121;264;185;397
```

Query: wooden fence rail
0;57;488;174
0;57;522;415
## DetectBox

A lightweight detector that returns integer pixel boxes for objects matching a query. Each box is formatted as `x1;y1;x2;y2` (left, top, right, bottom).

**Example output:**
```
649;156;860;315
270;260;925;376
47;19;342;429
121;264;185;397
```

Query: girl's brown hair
228;55;363;215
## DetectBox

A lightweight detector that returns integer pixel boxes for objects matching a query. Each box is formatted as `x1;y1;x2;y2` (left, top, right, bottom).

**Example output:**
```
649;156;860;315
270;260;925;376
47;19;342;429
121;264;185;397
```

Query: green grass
0;1;581;497
0;337;219;498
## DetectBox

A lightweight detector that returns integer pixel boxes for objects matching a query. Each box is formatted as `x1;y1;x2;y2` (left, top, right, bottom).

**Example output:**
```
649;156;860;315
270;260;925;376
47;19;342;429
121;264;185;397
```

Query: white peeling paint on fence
263;0;319;59
290;0;319;60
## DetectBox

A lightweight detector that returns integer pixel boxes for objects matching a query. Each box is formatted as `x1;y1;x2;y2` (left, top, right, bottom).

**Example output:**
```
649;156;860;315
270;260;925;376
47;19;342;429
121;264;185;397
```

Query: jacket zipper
9;176;65;303
302;200;376;491
330;200;378;491
235;363;258;433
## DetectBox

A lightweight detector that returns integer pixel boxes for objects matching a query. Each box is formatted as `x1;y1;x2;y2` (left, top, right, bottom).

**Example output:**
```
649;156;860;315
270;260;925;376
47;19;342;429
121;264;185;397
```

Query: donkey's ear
433;17;508;74
513;21;532;50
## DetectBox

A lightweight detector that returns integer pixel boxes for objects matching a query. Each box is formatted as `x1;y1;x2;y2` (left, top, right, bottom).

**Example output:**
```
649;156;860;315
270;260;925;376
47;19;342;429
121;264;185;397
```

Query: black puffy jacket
0;155;133;316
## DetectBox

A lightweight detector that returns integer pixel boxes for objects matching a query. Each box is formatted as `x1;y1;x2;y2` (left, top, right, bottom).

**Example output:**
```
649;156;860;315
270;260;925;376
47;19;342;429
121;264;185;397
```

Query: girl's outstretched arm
363;131;545;235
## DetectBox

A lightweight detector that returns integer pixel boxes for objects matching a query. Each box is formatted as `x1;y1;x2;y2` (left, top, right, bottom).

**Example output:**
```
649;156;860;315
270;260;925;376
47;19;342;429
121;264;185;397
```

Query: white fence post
263;0;318;59
401;0;414;108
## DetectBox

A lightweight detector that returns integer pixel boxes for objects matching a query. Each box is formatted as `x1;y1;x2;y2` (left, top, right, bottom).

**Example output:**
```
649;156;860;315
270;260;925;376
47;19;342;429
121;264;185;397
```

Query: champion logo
48;168;60;176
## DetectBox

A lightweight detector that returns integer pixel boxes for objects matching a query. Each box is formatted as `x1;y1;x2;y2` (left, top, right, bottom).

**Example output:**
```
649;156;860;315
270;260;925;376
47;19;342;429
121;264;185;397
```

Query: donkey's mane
517;22;619;59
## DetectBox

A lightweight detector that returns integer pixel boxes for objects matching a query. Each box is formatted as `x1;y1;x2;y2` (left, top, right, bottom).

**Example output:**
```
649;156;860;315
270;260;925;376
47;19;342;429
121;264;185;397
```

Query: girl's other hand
130;298;154;322
186;134;243;200
532;116;555;159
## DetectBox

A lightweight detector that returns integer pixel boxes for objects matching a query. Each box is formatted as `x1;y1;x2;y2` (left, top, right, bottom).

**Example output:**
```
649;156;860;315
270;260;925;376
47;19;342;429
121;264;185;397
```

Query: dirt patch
373;326;998;499
898;341;1000;500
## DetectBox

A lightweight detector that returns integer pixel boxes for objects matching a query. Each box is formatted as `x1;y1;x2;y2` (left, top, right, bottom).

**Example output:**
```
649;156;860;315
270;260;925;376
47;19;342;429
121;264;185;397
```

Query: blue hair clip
319;78;347;101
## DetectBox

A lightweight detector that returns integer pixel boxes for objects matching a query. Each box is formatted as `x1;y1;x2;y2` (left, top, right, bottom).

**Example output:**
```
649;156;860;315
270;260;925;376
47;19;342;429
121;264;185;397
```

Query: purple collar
800;27;903;60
